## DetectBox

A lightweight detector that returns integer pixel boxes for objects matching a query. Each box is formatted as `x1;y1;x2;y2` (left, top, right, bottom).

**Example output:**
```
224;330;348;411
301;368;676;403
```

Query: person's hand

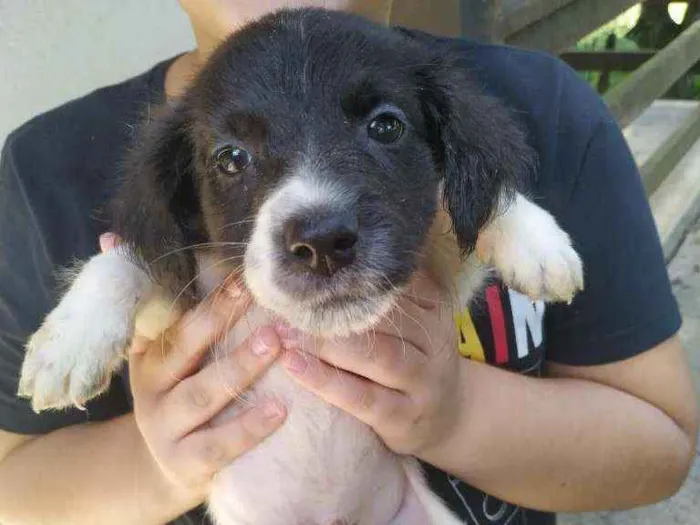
99;233;287;506
278;271;467;459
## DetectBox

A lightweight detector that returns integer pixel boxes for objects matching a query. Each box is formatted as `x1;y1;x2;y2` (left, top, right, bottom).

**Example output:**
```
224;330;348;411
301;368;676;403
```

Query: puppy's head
113;9;533;336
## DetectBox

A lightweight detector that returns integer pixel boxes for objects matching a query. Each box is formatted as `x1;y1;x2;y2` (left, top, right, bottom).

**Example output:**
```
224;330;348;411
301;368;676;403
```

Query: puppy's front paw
18;310;132;413
477;195;584;303
17;250;151;413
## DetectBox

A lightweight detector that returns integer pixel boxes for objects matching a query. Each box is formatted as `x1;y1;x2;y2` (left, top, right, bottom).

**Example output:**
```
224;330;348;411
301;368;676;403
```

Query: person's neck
164;50;203;100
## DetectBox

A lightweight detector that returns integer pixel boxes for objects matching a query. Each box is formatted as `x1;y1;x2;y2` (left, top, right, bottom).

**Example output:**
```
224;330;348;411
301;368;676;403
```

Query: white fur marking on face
244;166;384;335
476;193;584;303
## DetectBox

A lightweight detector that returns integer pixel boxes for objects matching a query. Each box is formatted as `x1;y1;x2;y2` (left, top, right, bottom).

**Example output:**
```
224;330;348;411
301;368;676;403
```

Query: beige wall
391;0;461;37
0;0;194;147
0;0;466;148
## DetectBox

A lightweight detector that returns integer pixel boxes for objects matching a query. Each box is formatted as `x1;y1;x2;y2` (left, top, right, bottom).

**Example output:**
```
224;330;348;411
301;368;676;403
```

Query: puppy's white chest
199;293;406;525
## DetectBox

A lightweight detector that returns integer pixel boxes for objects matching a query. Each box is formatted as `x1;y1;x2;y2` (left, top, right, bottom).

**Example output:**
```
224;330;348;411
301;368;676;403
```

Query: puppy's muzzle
282;210;359;277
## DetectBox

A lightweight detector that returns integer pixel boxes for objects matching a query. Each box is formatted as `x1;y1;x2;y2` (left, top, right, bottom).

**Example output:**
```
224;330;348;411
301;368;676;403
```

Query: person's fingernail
275;323;303;347
99;232;118;252
259;400;285;420
219;272;246;299
284;350;308;375
222;283;250;305
226;284;245;299
252;328;279;356
129;335;150;355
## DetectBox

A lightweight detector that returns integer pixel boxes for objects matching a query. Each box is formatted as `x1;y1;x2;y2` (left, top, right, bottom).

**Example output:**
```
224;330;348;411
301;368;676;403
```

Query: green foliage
573;5;700;99
575;36;638;93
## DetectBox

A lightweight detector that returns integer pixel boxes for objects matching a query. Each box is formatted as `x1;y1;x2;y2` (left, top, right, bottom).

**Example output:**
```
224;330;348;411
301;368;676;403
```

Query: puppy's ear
110;102;202;305
419;61;535;255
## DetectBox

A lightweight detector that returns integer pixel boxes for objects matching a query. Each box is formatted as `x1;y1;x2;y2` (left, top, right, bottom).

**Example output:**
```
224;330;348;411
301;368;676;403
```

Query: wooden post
504;0;638;52
604;19;700;127
640;107;700;195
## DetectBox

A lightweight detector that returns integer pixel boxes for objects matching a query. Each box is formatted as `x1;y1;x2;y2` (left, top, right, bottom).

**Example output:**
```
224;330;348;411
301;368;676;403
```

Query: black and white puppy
18;9;583;525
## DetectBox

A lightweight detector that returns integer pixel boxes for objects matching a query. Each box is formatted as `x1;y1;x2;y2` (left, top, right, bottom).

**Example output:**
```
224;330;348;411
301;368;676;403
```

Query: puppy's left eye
215;146;252;175
367;113;404;144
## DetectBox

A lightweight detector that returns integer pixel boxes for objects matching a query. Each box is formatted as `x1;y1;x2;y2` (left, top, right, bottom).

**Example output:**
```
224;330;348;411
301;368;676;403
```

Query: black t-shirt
0;30;681;525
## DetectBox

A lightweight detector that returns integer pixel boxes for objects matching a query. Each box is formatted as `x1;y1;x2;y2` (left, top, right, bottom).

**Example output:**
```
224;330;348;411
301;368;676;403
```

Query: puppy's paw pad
19;317;130;413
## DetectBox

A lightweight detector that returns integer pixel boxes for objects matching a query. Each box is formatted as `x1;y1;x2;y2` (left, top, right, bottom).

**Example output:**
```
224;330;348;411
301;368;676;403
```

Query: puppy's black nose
283;212;359;277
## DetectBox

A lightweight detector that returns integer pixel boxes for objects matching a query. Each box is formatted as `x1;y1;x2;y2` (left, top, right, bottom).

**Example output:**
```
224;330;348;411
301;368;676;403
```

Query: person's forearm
0;414;199;525
422;360;694;513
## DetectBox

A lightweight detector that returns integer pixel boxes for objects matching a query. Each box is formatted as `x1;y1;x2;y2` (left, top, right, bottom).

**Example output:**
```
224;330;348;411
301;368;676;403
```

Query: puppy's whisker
218;218;257;231
363;331;372;358
202;266;257;408
382;312;407;358
219;297;249;374
363;328;378;360
377;262;450;309
378;273;434;343
392;301;433;350
149;242;249;265
184;258;246;312
209;267;247;362
162;256;248;385
379;274;405;299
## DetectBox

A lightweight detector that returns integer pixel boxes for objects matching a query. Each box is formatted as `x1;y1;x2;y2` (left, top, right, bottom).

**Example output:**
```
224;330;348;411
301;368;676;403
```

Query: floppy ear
419;62;536;255
109;102;203;306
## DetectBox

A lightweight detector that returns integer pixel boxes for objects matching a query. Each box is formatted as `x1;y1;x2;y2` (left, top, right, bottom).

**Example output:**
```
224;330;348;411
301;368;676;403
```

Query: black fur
417;64;533;254
110;8;535;306
111;104;203;306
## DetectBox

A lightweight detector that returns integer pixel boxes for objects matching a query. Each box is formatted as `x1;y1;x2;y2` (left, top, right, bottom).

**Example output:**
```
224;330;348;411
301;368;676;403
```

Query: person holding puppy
0;1;696;524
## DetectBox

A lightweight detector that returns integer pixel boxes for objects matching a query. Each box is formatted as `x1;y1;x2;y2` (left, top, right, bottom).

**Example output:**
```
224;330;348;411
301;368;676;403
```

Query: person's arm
0;417;196;525
426;335;696;512
281;291;696;513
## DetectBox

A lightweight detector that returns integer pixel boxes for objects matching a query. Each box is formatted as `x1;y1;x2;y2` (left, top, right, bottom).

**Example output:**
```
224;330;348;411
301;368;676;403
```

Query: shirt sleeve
0;133;130;434
544;92;682;366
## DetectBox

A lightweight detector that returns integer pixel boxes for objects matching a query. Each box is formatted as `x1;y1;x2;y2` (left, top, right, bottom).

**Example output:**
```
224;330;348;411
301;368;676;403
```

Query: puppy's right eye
215;146;252;175
367;113;404;144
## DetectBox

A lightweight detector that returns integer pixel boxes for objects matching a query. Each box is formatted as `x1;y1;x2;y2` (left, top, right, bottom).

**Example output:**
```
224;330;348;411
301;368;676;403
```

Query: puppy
18;9;583;525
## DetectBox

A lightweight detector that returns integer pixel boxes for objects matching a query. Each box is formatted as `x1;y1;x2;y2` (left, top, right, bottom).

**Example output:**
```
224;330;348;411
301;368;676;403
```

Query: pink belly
194;286;442;525
207;361;409;525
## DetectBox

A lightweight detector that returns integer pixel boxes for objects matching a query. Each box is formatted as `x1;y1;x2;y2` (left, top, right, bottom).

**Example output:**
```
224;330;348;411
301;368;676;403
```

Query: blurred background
0;0;194;147
2;1;700;146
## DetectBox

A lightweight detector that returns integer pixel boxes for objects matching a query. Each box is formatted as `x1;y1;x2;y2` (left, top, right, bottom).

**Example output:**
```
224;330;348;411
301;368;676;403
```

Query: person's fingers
282;349;408;429
375;271;453;357
178;399;286;479
130;285;252;397
402;270;443;311
277;326;426;392
163;327;282;438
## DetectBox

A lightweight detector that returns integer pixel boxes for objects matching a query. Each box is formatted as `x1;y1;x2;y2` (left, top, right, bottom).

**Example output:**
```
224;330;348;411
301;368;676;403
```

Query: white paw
18;309;132;412
18;249;153;413
477;195;584;303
